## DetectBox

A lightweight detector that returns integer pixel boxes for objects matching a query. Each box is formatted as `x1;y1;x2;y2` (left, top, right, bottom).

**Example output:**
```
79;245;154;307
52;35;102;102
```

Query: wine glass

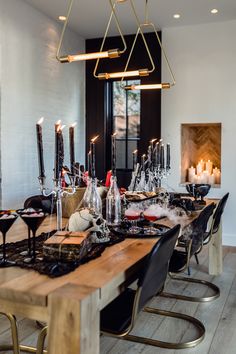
0;210;18;267
17;209;47;263
143;205;159;235
125;204;142;234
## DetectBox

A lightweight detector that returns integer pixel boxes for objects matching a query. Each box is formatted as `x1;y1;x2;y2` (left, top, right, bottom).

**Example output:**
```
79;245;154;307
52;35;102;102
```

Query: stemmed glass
17;209;47;263
143;205;159;235
124;204;142;234
0;210;18;267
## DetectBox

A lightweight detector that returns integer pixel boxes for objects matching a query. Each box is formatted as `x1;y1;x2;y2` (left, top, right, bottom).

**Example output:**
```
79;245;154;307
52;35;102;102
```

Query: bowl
186;184;211;200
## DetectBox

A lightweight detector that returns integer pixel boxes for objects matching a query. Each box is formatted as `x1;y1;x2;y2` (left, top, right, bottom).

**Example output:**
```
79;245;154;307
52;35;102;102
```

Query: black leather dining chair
161;203;220;303
100;225;205;349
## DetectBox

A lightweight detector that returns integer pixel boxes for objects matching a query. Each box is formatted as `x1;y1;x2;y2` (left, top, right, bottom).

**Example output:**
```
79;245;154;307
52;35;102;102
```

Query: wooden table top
0;198;218;310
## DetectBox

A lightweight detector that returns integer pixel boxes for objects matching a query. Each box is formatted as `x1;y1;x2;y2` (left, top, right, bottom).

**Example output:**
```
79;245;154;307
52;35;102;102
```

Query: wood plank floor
0;245;236;354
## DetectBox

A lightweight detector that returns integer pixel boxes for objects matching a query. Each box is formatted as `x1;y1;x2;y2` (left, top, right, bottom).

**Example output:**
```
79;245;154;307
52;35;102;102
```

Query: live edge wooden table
0;200;222;354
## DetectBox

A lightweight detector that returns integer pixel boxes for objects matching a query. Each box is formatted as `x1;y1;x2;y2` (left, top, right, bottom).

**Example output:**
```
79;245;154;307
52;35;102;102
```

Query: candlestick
111;133;117;176
160;144;165;169
206;160;213;175
188;166;196;183
132;149;138;171
36;117;45;178
69;122;77;176
166;143;171;169
90;136;98;179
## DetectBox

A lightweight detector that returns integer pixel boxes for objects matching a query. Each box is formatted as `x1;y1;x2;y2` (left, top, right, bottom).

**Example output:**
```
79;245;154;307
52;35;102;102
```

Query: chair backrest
190;203;216;255
136;225;180;313
212;193;229;234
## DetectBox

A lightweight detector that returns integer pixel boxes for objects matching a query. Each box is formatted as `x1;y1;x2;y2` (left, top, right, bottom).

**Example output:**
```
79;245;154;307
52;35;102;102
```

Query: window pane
114;116;126;138
127;140;138;169
127;81;140;138
116;140;126;169
113;81;126;117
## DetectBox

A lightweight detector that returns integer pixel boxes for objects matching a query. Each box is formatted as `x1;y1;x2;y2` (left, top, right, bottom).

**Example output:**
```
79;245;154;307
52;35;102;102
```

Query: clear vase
106;176;121;226
82;177;102;215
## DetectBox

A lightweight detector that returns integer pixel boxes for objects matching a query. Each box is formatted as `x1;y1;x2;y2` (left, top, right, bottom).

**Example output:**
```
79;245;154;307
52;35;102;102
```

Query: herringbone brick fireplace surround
181;123;222;186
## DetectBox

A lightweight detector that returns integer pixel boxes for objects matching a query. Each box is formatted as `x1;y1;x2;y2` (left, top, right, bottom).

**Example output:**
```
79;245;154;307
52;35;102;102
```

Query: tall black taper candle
54;120;61;180
160;144;165;169
69;123;76;176
132;149;138;171
111;133;117;176
90;136;98;179
88;150;92;177
166;143;171;169
36;117;45;178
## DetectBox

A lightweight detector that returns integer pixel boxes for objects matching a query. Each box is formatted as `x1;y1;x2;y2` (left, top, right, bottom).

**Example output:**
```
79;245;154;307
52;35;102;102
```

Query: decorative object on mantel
124;0;176;91
56;0;127;63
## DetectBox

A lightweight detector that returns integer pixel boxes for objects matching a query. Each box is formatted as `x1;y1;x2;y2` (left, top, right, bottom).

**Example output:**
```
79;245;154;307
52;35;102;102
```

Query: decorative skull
88;214;110;243
156;187;169;207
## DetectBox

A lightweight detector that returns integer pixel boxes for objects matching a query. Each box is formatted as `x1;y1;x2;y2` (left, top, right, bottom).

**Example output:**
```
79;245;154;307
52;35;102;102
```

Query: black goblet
17;209;47;263
0;210;18;267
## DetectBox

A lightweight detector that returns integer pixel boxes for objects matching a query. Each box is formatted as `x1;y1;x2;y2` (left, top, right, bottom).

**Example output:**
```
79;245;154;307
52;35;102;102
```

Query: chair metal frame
101;285;205;349
160;205;220;303
100;226;206;349
0;314;47;354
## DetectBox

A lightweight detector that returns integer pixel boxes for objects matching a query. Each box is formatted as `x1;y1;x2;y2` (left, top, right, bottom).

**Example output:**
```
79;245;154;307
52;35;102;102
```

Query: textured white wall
0;0;85;209
162;20;236;246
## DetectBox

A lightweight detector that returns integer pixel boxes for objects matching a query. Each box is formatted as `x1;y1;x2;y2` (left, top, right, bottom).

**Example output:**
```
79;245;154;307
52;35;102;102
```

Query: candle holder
38;175;76;231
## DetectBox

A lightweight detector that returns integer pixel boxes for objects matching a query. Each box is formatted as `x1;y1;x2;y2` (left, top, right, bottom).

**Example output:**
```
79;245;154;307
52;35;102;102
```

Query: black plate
110;223;170;238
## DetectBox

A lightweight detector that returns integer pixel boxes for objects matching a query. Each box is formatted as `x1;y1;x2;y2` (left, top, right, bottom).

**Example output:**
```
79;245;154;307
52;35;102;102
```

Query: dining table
0;198;222;354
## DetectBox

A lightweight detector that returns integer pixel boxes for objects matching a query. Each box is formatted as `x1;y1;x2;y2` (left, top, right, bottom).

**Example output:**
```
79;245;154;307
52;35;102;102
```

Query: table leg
48;284;100;354
208;222;223;275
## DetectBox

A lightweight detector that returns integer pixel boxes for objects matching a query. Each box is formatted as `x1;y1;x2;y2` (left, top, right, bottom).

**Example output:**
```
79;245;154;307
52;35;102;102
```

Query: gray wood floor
1;245;236;354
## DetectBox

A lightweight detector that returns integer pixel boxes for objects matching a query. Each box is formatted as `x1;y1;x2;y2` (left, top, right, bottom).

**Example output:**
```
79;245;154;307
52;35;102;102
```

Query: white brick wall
0;0;85;208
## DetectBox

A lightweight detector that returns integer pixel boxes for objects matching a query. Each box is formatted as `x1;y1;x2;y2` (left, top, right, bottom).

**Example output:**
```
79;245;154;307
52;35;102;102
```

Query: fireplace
181;123;221;186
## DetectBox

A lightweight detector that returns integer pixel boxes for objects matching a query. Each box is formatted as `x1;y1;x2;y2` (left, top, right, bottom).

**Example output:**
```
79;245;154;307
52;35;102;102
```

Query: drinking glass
0;210;18;267
143;205;159;235
125;204;142;234
18;209;47;263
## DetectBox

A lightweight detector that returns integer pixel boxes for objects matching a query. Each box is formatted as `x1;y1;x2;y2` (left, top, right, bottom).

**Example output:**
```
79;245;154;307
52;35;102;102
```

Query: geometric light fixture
94;0;155;80
56;0;127;63
124;0;176;90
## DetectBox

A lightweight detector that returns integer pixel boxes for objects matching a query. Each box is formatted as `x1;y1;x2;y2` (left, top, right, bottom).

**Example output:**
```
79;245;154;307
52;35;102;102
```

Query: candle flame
61;125;66;131
91;135;99;143
159;138;163;142
37;117;44;125
150;138;157;143
112;132;117;137
88;150;91;155
71;122;77;128
142;154;146;157
133;149;138;154
56;120;61;125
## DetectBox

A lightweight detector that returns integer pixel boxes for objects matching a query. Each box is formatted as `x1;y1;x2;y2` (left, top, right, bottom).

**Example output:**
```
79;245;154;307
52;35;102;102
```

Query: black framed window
112;80;141;170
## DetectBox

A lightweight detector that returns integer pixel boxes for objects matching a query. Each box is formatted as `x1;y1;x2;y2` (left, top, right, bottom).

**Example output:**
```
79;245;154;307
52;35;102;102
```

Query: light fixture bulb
173;14;180;19
59;16;67;21
98;69;149;80
125;83;171;90
211;9;218;14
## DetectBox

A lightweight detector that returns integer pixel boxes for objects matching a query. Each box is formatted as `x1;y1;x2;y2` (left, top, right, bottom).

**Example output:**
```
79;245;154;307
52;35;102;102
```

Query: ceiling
24;0;236;38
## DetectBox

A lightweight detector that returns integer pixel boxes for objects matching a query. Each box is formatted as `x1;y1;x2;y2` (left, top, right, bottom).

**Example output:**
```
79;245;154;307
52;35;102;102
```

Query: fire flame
133;149;138;154
91;135;99;143
71;122;77;128
37;117;44;125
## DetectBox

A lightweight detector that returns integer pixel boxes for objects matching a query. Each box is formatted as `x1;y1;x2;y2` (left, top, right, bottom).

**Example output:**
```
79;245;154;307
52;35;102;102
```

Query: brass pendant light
93;0;155;80
56;0;127;63
124;0;176;90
